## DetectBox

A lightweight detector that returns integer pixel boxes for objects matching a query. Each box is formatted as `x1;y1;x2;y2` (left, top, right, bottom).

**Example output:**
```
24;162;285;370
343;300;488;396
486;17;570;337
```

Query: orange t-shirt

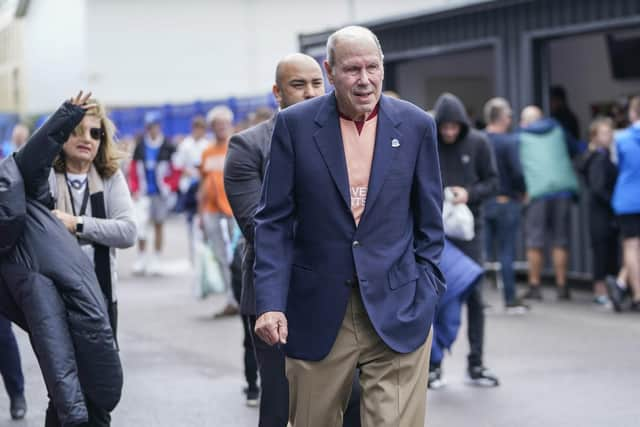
339;108;378;225
200;142;232;216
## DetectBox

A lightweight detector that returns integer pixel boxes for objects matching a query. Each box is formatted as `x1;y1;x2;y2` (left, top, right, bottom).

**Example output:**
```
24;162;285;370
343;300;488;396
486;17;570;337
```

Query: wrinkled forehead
333;36;381;64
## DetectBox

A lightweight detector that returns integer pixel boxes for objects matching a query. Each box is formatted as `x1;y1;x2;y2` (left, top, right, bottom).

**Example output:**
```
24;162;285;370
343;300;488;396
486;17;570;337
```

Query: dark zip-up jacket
434;93;499;220
576;147;618;240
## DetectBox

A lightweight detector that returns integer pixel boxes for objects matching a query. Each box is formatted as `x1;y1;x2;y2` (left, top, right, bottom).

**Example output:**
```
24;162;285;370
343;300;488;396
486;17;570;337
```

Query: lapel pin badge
391;138;400;148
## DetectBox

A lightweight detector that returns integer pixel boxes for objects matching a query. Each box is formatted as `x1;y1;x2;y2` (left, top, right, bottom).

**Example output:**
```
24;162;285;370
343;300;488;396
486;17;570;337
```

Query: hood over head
434;93;471;142
521;117;558;135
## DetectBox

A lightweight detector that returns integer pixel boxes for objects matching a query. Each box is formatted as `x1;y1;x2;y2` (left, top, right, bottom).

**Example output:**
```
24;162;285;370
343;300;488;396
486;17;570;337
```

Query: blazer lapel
313;94;351;210
361;95;403;220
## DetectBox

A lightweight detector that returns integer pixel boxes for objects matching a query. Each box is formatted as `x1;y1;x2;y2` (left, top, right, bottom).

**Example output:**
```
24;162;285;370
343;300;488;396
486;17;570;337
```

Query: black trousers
0;314;24;399
45;398;110;427
449;231;486;368
242;315;259;391
591;234;620;281
248;316;290;427
247;317;361;427
231;244;259;391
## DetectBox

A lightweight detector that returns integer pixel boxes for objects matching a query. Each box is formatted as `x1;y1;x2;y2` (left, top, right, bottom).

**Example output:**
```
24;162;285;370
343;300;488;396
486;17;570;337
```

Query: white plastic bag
133;195;151;240
193;239;225;299
442;188;475;241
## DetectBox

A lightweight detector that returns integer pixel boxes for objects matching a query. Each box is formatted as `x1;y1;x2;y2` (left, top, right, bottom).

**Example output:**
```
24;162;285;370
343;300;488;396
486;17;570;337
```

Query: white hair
326;25;384;67
206;105;234;124
484;97;512;125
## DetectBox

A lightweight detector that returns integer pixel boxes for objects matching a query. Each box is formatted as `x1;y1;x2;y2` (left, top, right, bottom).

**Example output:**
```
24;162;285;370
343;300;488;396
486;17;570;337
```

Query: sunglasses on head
73;126;104;141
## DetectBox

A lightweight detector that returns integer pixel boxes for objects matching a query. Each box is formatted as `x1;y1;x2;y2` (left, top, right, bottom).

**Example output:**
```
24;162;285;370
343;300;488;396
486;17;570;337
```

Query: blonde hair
588;116;613;141
54;99;125;178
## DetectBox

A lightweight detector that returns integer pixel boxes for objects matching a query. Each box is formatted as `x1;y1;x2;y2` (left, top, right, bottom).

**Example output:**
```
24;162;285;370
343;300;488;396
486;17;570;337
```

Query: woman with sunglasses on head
47;96;136;427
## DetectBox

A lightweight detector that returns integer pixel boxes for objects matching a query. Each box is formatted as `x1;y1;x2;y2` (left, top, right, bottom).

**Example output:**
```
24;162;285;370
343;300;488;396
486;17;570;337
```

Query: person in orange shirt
200;105;238;317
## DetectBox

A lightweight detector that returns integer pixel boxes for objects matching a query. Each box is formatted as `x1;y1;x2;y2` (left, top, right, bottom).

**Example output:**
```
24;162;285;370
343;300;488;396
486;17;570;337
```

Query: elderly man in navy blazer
254;25;445;426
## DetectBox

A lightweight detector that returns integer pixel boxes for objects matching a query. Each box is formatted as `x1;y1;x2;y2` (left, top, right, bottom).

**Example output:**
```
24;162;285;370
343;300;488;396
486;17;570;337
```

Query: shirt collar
338;103;379;123
339;103;379;135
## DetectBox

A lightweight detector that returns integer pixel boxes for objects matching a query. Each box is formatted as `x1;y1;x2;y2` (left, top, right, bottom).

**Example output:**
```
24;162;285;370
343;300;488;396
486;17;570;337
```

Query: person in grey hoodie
432;92;500;388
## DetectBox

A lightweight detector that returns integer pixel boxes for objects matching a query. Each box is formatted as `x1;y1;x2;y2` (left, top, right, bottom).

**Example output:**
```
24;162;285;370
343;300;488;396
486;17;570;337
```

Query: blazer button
352;241;360;248
345;279;355;287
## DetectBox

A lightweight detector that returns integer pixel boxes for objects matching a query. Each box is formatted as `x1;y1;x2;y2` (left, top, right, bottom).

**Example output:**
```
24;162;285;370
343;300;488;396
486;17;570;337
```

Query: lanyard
64;172;90;216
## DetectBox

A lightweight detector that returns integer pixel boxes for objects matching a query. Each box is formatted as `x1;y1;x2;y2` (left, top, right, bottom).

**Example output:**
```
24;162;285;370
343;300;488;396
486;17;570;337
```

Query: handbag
442;188;475;241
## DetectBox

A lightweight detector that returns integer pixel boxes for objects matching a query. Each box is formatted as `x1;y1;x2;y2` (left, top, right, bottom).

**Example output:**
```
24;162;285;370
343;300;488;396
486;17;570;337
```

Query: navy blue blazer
254;92;445;361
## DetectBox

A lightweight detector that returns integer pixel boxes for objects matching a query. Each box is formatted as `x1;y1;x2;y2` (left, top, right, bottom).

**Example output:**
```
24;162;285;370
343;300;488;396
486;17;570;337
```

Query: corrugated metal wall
301;0;640;111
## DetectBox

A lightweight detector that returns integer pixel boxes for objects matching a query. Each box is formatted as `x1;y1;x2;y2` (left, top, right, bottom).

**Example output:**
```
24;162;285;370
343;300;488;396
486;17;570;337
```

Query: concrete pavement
1;216;639;426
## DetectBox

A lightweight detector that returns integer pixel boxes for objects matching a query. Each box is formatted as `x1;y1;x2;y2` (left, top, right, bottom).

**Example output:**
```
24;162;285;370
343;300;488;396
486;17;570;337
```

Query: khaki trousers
286;288;432;427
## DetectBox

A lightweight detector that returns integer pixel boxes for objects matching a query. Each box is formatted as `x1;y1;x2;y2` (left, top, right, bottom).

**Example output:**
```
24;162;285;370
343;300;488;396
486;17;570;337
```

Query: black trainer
466;366;500;387
605;276;627;312
557;286;572;301
245;386;260;408
428;366;446;389
505;299;530;315
630;301;640;313
521;286;543;301
10;394;27;420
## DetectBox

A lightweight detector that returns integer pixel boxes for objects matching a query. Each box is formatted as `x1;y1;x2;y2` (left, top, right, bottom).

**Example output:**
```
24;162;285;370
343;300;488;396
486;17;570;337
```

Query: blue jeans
0;314;24;399
485;199;521;305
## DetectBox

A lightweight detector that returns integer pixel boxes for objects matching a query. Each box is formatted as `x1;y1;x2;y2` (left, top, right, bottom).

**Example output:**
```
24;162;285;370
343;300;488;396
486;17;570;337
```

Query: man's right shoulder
231;117;275;150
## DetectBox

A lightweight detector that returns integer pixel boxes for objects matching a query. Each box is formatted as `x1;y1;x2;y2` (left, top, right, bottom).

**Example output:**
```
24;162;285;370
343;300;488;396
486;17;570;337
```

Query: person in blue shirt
608;96;640;312
128;113;176;275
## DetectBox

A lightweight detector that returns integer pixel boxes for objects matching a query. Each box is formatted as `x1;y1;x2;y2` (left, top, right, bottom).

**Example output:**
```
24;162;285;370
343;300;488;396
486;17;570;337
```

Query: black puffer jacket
0;102;123;427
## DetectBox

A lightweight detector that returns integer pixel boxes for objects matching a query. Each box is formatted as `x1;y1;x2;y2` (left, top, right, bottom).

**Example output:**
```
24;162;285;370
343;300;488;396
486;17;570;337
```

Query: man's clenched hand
255;311;288;346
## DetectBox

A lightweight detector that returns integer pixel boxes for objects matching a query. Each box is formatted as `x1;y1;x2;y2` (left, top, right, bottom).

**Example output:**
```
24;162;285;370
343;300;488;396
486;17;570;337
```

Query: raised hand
69;90;97;111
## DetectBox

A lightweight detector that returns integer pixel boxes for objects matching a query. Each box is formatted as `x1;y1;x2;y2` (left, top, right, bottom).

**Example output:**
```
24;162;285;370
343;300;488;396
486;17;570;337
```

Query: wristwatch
75;216;84;234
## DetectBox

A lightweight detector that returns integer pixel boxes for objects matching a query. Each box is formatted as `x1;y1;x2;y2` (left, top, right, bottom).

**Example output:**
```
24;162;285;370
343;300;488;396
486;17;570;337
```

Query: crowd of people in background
1;39;639;424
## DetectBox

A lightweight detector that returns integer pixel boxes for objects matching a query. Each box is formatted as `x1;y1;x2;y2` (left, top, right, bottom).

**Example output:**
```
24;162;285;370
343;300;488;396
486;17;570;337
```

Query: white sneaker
147;254;163;276
428;367;446;389
132;257;147;276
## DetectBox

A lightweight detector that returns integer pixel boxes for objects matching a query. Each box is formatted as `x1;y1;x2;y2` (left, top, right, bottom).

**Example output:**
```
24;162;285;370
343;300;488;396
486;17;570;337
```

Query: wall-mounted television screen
607;33;640;80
